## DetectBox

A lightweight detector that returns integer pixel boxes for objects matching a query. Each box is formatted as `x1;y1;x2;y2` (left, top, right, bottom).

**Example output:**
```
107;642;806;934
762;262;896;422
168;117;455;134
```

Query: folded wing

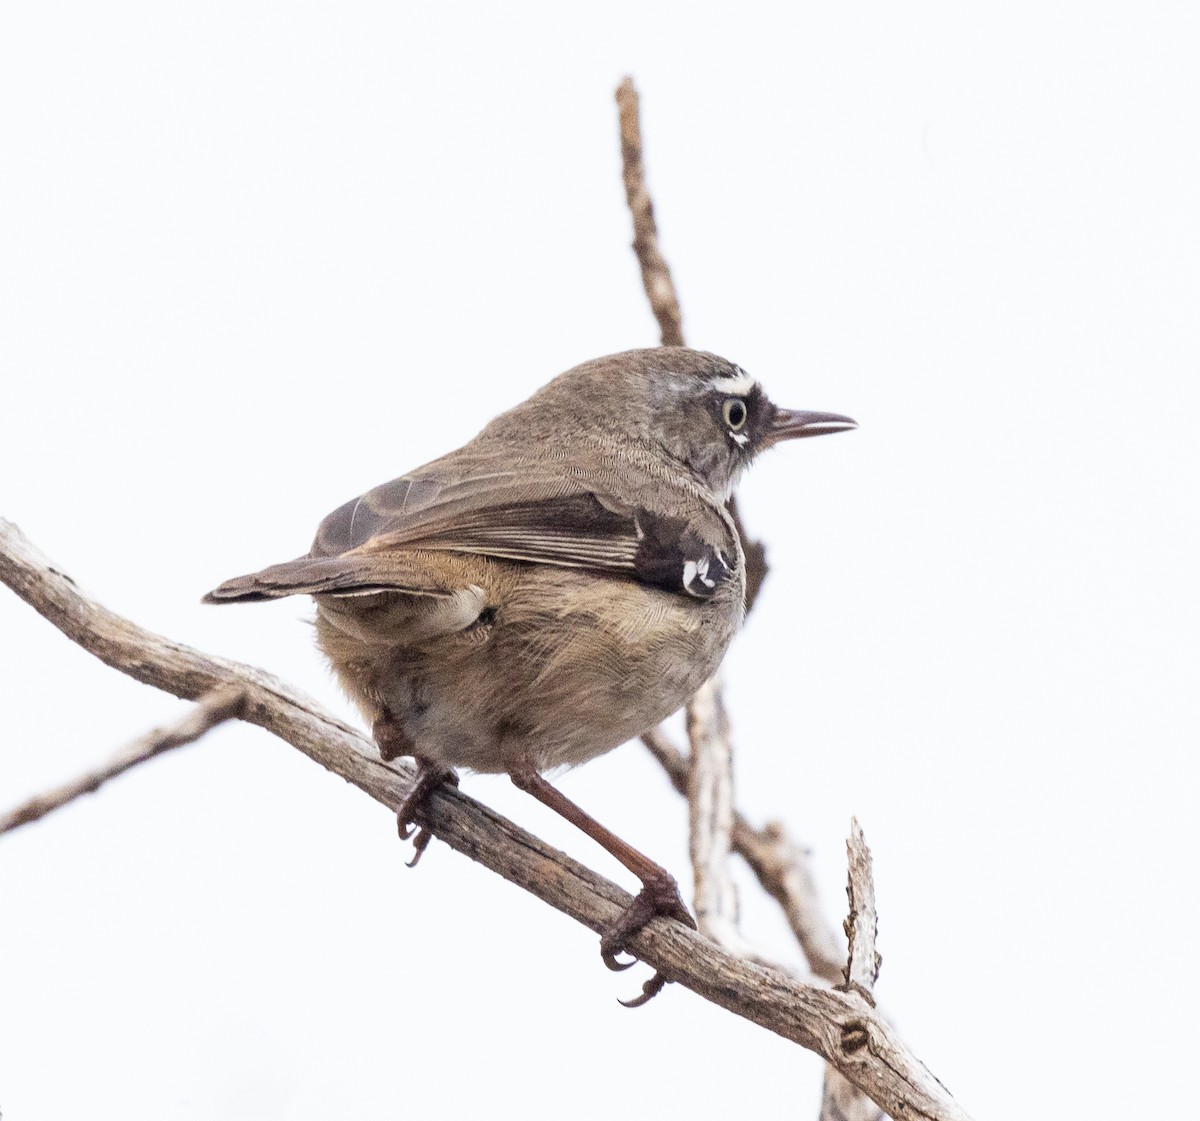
206;451;735;604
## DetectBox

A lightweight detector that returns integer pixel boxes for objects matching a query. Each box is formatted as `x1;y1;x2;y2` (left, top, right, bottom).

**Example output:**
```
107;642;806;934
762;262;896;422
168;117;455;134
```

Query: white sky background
2;3;1198;1118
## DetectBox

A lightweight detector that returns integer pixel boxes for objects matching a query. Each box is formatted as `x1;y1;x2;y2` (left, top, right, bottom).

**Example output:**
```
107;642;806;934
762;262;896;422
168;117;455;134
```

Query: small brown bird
205;347;854;1003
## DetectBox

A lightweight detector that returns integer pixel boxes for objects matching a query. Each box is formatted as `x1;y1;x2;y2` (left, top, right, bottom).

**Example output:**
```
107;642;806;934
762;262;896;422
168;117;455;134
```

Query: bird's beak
764;408;858;447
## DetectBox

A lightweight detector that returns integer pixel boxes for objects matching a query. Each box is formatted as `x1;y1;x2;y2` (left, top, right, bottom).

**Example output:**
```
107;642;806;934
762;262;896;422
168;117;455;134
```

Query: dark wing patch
632;511;735;600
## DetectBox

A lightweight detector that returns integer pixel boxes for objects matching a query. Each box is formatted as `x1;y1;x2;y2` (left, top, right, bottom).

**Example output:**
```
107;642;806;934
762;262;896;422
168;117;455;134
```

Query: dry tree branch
844;817;882;1003
642;727;884;1121
684;675;743;949
617;79;887;1121
0;684;245;835
823;1070;894;1121
616;76;684;348
640;727;847;984
0;520;971;1121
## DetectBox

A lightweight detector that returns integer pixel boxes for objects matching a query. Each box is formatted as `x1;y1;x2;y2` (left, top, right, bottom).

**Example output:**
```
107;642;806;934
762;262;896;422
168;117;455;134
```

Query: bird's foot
395;762;458;868
600;870;697;1008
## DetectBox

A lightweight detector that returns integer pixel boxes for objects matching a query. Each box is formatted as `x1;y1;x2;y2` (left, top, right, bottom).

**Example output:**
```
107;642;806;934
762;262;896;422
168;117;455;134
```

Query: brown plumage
205;347;855;1003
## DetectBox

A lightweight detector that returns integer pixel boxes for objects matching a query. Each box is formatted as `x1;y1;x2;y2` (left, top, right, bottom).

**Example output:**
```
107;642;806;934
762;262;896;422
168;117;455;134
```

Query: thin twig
0;684;246;835
616;76;684;347
842;817;882;1003
0;520;970;1121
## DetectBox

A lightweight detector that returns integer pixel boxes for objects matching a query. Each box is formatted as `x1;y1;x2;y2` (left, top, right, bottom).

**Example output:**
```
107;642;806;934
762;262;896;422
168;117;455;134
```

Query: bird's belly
322;566;741;774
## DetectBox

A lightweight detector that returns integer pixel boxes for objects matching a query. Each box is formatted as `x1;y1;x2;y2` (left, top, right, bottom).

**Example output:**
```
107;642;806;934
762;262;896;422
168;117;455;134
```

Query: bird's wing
207;449;737;603
320;450;737;598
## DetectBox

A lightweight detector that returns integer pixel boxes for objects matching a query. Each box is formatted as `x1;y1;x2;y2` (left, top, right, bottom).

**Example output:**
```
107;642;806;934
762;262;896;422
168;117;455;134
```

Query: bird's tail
203;554;452;603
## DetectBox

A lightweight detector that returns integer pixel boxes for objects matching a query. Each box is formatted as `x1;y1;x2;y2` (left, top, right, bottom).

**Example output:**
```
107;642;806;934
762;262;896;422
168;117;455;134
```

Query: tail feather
202;554;453;604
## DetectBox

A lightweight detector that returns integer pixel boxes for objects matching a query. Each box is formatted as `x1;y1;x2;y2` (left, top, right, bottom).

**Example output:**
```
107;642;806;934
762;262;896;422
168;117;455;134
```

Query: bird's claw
404;826;434;868
619;974;669;1009
600;944;638;972
599;876;697;1006
393;764;458;867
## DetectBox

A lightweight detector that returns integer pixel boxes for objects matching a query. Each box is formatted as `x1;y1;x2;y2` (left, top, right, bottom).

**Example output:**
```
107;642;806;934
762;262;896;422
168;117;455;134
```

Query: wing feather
313;459;647;575
216;445;740;603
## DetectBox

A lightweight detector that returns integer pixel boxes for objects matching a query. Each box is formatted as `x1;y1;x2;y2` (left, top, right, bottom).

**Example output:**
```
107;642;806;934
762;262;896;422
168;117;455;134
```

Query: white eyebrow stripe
709;372;757;396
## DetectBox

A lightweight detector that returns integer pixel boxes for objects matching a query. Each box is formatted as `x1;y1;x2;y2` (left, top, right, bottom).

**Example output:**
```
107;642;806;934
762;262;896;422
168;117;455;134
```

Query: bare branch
643;735;888;1121
0;684;245;836
823;824;885;1121
615;76;684;347
737;818;849;985
822;1069;887;1121
685;675;743;949
641;726;847;983
0;520;971;1121
842;817;882;1003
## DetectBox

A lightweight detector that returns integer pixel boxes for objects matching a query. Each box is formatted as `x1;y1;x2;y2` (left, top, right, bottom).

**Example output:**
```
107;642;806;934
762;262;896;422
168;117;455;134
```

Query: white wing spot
683;557;716;595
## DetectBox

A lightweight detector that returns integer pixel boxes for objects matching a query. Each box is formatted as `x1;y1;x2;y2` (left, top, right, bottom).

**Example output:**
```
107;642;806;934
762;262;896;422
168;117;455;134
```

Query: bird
204;346;855;1004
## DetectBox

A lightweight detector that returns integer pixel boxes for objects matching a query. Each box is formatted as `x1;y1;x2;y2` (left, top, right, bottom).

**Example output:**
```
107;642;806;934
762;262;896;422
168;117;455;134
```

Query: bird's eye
722;398;748;431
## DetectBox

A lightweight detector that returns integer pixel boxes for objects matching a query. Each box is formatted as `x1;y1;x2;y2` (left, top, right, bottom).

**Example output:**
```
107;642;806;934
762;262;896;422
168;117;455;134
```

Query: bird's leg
509;765;696;1007
373;713;456;868
373;710;413;763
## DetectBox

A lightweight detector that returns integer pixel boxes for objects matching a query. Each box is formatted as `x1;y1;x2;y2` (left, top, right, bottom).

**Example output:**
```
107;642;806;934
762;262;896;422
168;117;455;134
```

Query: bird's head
490;348;856;497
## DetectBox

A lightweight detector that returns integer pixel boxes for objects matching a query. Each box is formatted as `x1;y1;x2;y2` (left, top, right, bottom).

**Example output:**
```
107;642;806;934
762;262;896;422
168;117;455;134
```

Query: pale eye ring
723;398;748;431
